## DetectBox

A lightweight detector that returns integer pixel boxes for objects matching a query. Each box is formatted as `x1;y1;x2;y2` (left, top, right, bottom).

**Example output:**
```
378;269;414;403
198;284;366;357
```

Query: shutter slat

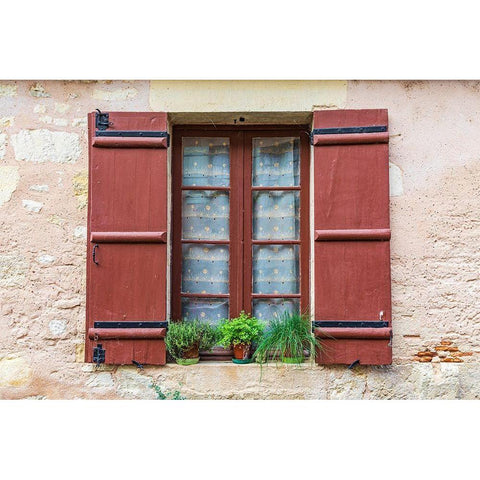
313;109;392;366
90;231;167;243
312;132;389;145
88;328;166;340
315;228;391;241
92;137;168;149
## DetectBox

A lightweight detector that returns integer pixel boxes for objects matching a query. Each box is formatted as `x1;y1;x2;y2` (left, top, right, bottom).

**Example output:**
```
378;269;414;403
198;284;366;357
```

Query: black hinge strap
310;125;388;144
313;126;387;135
95;130;169;138
94;321;168;329
313;321;389;328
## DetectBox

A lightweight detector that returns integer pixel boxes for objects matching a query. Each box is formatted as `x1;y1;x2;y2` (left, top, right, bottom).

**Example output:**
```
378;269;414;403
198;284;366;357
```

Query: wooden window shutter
85;111;169;365
312;109;393;366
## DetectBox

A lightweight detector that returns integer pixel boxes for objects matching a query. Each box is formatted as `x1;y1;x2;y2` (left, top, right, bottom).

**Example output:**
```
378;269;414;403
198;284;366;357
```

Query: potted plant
218;311;264;364
165;320;218;365
253;311;321;364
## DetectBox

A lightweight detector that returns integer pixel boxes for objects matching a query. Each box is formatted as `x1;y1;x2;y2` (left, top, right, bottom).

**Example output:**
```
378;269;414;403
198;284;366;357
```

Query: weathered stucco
0;80;479;399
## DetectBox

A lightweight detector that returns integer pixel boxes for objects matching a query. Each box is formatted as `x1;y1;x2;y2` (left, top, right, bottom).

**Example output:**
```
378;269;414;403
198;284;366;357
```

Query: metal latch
93;344;105;365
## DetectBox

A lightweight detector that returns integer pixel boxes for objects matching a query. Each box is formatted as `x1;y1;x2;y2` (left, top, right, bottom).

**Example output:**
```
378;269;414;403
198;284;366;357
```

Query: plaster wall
0;80;479;399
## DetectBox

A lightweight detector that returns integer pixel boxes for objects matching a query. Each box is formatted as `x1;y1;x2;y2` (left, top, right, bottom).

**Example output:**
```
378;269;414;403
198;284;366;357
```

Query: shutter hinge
94;321;168;329
93;344;105;365
95;109;110;131
313;321;389;328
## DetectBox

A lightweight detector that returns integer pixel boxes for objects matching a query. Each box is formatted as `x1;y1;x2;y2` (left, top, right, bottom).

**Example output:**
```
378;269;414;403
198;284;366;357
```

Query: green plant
150;381;186;400
252;311;321;364
165;320;218;360
217;311;265;348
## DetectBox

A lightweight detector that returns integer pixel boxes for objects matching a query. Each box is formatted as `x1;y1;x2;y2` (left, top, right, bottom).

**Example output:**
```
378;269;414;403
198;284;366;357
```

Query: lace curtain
180;137;300;324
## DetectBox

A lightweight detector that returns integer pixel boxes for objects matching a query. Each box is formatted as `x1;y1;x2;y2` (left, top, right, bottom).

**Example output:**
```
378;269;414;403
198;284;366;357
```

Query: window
86;109;393;366
171;126;310;326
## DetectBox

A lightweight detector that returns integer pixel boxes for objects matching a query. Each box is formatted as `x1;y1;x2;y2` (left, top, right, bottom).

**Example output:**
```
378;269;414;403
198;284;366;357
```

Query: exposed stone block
22;199;43;213
29;184;49;192
48;214;66;226
0;166;19;206
0;355;32;387
0;116;14;127
0;84;17;97
12;129;81;164
29;83;50;98
389;162;404;196
93;87;138;101
75;344;85;363
72;171;88;210
48;319;67;336
0;133;6;160
37;254;55;264
85;372;114;389
74;226;87;239
116;368;157;399
0;254;28;287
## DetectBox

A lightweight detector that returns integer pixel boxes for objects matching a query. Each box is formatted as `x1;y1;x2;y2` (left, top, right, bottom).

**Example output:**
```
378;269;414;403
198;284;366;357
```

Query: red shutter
85;111;169;365
312;109;392;366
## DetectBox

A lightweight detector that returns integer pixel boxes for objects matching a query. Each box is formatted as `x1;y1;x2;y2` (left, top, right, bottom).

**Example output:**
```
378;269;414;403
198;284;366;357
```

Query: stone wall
0;80;479;399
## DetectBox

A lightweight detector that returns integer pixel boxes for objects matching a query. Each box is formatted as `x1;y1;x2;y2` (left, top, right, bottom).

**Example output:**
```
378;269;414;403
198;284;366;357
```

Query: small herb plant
217;311;264;349
165;320;218;364
150;381;186;400
253;311;321;364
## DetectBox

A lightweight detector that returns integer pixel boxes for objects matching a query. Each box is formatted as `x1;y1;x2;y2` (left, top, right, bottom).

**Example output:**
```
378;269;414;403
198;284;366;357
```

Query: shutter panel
85;111;169;365
312;109;392;366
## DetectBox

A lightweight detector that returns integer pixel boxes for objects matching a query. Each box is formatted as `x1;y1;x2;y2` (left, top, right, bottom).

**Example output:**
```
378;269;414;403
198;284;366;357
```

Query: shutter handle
92;244;99;265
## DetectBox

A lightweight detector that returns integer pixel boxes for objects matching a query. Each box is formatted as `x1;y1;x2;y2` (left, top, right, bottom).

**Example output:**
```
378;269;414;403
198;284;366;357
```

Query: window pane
182;190;229;240
182;244;229;294
252;298;300;322
252;245;299;294
183;138;230;187
252;191;300;240
181;298;229;324
252;137;300;187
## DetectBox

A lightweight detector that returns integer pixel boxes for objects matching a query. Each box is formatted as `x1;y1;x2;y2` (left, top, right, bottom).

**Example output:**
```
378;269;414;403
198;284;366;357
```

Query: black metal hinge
94;110;170;146
310;125;388;144
95;130;170;146
95;109;110;130
313;321;389;328
94;321;168;329
93;344;105;365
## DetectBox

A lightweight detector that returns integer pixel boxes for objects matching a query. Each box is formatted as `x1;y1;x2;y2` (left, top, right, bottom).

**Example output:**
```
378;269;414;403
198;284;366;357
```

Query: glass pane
181;298;229;324
252;245;299;294
182;190;229;240
183;138;230;187
252;137;300;187
253;191;300;240
182;244;229;294
252;298;300;322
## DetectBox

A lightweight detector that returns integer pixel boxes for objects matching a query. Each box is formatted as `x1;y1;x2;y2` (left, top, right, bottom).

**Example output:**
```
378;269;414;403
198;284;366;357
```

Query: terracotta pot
182;342;199;359
233;343;251;360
